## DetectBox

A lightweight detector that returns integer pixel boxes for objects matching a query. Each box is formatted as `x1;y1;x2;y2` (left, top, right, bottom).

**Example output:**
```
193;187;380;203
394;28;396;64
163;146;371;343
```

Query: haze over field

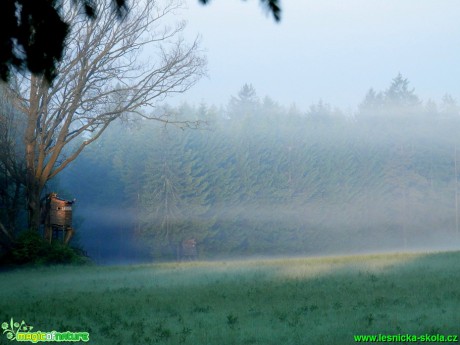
2;0;460;265
2;2;460;344
59;77;460;263
2;252;459;344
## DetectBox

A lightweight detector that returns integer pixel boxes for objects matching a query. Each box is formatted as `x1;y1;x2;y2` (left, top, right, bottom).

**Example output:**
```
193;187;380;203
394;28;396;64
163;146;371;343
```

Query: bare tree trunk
6;0;205;241
24;91;43;231
26;173;42;231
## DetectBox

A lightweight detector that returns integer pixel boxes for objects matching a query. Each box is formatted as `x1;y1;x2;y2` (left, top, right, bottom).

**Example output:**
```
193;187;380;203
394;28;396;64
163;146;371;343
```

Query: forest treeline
55;75;460;261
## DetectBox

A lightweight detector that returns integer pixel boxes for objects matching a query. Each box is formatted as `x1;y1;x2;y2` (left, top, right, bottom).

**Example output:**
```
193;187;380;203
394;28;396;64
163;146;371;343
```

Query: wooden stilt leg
45;225;52;243
64;227;74;245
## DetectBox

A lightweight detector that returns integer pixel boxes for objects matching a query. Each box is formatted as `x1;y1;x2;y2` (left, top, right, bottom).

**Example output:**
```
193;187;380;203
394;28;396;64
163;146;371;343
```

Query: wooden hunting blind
180;238;197;260
49;195;73;227
41;193;75;244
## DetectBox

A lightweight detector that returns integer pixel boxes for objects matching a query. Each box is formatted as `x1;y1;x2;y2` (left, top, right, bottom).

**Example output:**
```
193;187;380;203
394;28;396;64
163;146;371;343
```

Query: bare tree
6;0;206;231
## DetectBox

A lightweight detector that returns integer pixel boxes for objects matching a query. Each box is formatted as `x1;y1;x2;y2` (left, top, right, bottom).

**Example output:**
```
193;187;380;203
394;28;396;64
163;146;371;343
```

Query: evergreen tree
385;73;420;108
228;84;260;119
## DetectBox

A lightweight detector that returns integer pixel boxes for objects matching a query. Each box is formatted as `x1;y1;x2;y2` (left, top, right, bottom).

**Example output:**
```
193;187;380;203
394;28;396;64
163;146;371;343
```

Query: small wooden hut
179;238;197;261
41;193;75;244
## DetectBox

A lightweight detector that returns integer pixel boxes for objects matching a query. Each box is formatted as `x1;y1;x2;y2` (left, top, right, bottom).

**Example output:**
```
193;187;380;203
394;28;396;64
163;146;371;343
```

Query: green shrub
11;230;48;264
1;230;90;266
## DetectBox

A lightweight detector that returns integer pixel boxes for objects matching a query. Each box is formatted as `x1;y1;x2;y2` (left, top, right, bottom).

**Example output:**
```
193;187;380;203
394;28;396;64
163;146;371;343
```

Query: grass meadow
1;251;459;344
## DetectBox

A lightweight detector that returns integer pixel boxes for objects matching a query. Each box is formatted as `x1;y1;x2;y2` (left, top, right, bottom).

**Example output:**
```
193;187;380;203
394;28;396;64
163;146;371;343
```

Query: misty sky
170;0;460;110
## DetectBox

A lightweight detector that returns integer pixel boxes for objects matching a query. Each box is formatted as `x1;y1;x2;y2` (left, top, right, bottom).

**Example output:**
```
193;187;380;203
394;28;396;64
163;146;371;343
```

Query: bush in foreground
0;230;90;267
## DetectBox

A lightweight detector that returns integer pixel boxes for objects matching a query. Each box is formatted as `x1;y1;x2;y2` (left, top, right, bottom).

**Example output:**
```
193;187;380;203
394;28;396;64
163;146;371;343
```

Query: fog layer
59;78;460;262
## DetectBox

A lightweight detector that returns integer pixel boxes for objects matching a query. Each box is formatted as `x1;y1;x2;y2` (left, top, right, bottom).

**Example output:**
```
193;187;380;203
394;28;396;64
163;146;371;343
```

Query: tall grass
1;251;459;344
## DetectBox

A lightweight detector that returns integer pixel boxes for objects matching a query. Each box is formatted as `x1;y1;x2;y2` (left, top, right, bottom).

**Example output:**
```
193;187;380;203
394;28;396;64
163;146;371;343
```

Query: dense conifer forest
53;76;460;262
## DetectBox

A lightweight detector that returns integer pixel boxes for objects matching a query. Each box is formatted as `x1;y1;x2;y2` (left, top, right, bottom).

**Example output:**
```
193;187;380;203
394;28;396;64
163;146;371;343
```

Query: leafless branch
10;0;205;194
